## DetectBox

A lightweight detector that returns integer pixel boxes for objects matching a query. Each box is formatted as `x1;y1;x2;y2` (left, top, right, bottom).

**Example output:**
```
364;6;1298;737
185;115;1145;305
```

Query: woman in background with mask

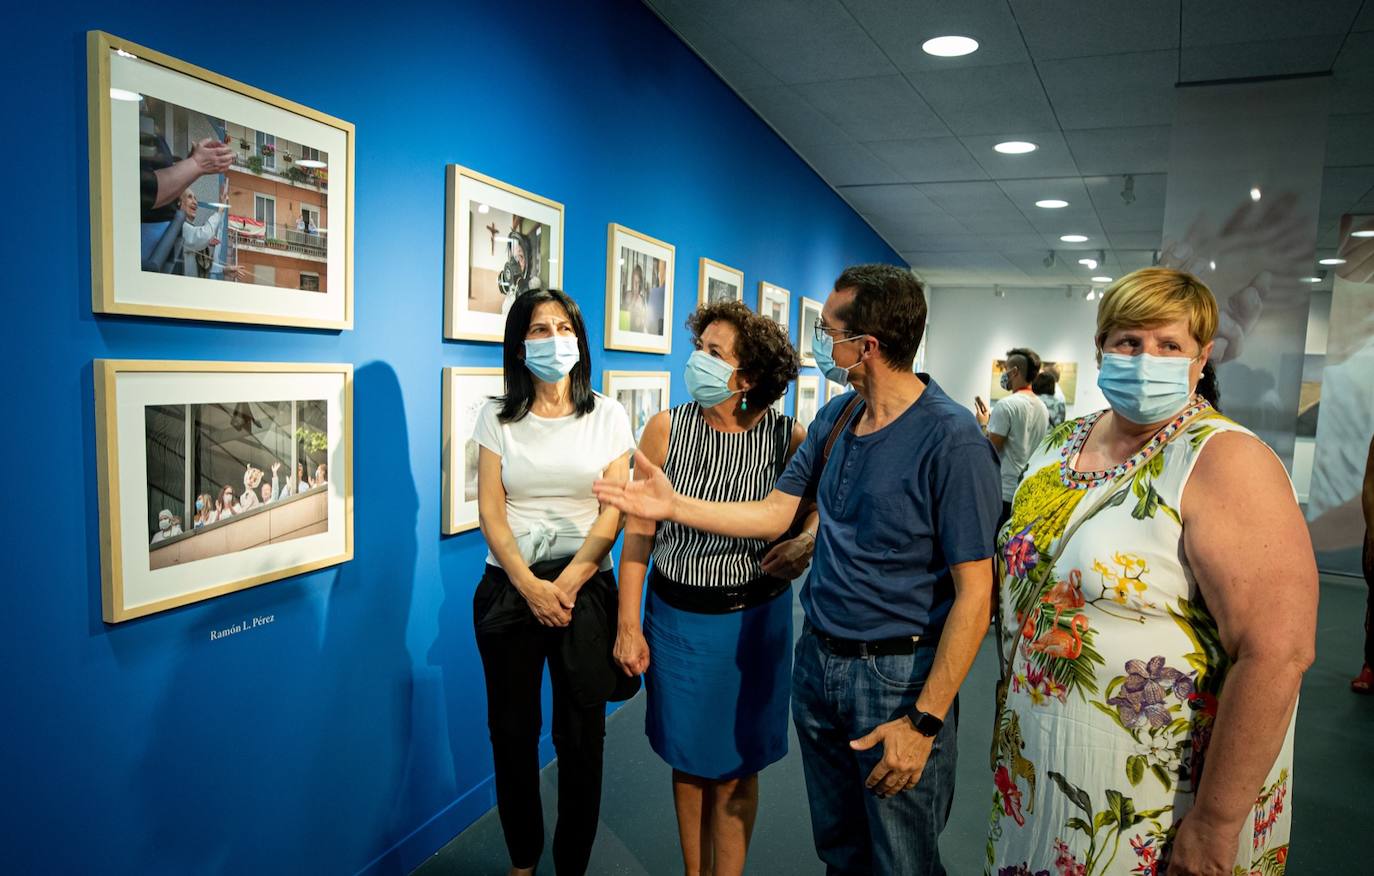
987;267;1316;875
614;300;807;876
472;289;634;876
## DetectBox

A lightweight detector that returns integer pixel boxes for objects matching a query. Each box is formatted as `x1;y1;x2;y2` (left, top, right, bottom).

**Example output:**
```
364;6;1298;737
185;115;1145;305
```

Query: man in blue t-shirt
595;264;1001;875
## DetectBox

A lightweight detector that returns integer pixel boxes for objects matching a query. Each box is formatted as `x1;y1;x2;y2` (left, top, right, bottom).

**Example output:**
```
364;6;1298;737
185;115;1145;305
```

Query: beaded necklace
1059;396;1213;490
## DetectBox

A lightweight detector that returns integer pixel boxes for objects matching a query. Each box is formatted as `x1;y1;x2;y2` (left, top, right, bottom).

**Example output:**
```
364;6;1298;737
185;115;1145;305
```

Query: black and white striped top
652;402;794;587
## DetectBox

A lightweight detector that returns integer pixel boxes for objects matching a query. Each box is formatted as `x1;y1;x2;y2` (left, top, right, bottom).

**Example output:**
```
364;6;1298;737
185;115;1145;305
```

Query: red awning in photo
229;215;265;236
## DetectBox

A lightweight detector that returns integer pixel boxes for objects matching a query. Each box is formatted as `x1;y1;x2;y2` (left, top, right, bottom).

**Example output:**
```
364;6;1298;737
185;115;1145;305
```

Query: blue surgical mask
1000;370;1013;391
1097;352;1196;425
195;498;204;512
684;350;741;408
814;331;866;386
523;336;580;383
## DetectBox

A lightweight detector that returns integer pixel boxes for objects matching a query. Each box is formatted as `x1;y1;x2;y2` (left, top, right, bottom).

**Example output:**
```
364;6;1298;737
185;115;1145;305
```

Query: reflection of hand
191;138;234;174
761;532;814;580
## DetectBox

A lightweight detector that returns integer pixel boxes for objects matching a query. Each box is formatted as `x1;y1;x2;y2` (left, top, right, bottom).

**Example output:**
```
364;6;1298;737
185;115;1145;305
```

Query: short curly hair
686;300;799;411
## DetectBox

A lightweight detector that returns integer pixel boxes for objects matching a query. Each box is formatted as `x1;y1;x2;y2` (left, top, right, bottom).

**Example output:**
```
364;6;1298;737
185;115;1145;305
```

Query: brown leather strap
804;393;865;500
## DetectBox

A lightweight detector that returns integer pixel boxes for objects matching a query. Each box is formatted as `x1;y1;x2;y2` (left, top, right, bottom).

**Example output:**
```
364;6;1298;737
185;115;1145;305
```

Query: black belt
813;627;938;658
649;567;790;614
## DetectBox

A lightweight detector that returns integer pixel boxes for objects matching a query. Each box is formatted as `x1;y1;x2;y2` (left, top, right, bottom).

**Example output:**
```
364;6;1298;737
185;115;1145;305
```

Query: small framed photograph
990;359;1078;403
94;360;352;622
796;375;820;428
88;31;354;329
698;258;744;306
445;165;564;342
606;224;674;354
758;281;789;332
603;371;671;445
798;296;824;367
442;367;506;534
826;378;848;402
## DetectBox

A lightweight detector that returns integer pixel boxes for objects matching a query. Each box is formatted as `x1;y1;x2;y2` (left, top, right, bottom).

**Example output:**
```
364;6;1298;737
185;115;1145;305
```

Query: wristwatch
907;708;944;737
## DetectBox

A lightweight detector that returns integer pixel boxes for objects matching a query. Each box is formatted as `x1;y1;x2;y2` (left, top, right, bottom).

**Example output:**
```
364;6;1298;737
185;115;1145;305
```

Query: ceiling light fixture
1250;186;1262;202
1353;230;1374;238
1036;199;1069;209
1060;234;1088;243
1078;258;1099;270
994;141;1037;154
1318;258;1346;265
1043;251;1057;269
1121;174;1136;205
994;285;1006;298
1092;276;1113;283
922;35;979;57
1302;276;1322;283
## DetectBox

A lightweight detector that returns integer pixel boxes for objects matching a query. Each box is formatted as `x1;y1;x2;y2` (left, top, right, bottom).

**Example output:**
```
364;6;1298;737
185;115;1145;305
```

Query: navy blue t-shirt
776;376;1001;640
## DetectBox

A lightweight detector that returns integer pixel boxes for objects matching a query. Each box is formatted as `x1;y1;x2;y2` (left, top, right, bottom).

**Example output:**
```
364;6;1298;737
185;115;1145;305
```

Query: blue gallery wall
0;1;900;873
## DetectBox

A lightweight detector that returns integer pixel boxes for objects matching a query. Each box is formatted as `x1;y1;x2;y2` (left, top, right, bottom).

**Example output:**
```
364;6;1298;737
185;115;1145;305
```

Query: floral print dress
987;399;1294;876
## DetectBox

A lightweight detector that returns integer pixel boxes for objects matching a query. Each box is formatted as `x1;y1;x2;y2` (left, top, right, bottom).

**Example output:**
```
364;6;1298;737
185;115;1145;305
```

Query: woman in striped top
614;300;814;876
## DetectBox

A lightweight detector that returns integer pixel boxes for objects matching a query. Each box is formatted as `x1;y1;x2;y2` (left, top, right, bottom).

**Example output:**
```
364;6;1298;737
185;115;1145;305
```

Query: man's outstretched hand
593;450;677;521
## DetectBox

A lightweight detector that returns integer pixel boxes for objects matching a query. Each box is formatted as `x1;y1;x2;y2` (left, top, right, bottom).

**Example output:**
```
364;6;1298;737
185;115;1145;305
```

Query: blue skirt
643;584;793;780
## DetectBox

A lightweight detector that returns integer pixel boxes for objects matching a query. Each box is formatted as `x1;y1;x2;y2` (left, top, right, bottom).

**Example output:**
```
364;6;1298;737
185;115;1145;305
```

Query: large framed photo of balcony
444;165;565;342
94;360;353;622
87;31;354;329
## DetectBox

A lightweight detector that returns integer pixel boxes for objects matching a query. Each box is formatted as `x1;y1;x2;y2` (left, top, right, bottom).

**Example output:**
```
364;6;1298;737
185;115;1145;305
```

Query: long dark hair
497;289;596;422
1196;360;1222;412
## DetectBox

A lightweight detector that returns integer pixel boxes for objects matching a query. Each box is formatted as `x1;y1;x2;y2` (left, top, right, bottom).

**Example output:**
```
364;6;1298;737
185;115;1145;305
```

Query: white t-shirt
988;390;1050;502
472;393;635;569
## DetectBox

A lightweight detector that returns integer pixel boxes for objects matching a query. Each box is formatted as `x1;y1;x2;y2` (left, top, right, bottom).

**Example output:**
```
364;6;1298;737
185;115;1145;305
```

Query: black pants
474;564;611;875
997;500;1013;533
1363;537;1374;669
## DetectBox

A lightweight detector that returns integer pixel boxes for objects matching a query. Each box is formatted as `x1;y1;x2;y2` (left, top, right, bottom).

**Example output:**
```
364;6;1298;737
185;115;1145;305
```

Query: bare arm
151;138;234;208
1172;432;1317;868
555;451;631;597
986;432;1007;454
477;446;573;626
762;421;821;579
614;412;670;675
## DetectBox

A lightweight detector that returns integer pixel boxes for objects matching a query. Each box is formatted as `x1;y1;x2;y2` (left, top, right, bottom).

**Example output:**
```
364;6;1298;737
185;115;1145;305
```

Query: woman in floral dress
986;268;1317;876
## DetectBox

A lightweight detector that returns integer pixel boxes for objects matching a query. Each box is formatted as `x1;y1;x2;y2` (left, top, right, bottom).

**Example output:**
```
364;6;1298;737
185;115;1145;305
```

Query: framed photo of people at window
698;258;743;306
87;31;354;329
94;360;353;622
796;375;820;428
445;165;565;342
606;224;674;354
603;371;671;446
797;296;823;368
758;281;789;332
442;367;506;535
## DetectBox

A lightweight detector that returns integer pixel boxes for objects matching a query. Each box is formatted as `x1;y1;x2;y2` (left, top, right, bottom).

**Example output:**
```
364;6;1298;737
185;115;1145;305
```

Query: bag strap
993;404;1210;682
804;393;865;501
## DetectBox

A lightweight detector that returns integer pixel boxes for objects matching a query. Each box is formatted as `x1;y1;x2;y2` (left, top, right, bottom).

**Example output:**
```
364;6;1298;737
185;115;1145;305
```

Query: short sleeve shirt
473;393;635;569
987;390;1051;502
775;377;1002;639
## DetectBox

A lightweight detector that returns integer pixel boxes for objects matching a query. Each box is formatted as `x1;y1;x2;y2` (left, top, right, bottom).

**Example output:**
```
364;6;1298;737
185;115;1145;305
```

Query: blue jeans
791;622;959;876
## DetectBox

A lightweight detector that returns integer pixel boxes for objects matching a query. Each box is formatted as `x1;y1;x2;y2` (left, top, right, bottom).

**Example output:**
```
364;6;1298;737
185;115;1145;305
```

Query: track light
1121;174;1135;205
1043;251;1057;269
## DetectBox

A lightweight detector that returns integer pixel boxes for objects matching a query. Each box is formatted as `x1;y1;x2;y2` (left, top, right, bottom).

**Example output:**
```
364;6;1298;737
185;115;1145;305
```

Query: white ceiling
644;0;1374;287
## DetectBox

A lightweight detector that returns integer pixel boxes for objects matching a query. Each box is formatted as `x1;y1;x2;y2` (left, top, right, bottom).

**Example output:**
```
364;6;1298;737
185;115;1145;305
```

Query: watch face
910;710;943;736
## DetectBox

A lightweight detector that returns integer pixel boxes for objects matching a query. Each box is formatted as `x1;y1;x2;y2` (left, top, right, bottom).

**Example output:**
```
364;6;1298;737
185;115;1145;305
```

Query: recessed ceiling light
109;88;141;101
1091;276;1113;283
1302;277;1322;283
1078;258;1099;270
1036;199;1069;209
922;36;979;57
1060;234;1089;243
1353;230;1374;238
1318;258;1345;266
1250;186;1262;202
994;141;1037;154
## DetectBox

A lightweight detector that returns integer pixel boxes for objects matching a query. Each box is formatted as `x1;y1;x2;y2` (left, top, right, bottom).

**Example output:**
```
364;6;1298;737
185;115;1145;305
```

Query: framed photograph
445;165;564;342
442;367;506;535
990;359;1079;404
94;360;352;622
758;281;790;332
797;296;823;367
796;375;820;428
606;224;674;354
603;371;671;445
826;378;848;402
698;258;744;306
88;31;354;329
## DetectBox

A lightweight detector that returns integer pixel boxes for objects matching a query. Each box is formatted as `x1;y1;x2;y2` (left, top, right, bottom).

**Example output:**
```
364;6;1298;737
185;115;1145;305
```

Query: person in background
473;289;635;876
151;509;182;544
614;300;807;876
216;484;237;520
176;190;225;279
192;493;216;528
987;266;1315;875
597;264;1001;876
1351;434;1374;693
1032;371;1065;428
975;348;1050;528
312;463;328;488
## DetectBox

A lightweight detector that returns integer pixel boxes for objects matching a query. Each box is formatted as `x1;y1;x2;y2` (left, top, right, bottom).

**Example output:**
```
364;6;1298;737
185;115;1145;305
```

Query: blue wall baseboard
0;1;900;872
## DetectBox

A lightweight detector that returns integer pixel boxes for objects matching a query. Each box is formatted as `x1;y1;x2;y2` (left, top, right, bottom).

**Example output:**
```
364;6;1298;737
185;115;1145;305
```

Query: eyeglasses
814;321;866;344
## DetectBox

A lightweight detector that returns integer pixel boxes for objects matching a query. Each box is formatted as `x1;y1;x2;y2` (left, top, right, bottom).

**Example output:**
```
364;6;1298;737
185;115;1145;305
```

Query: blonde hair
1095;267;1218;350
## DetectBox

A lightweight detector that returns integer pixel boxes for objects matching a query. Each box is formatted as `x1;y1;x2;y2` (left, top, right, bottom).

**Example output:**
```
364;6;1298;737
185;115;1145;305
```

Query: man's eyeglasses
814;321;866;344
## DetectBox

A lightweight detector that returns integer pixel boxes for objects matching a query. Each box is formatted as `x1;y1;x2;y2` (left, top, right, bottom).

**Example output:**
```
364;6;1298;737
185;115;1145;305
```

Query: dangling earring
741;395;748;411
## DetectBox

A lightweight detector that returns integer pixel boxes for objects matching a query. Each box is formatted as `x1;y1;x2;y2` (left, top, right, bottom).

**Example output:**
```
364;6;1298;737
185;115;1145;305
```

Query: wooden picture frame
796;374;820;428
444;165;565;342
605;223;674;354
441;367;506;534
603;370;672;445
95;359;353;622
88;31;354;329
797;296;823;368
758;281;789;333
698;258;744;306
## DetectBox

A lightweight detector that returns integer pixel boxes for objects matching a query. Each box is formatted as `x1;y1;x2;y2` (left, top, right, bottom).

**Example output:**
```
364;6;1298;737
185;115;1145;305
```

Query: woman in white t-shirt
471;289;635;876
